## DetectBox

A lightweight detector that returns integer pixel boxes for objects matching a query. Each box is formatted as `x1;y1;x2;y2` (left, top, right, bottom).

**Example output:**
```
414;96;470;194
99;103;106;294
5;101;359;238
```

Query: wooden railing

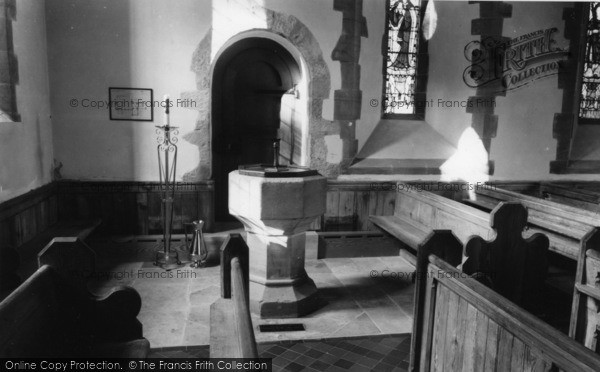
209;233;258;358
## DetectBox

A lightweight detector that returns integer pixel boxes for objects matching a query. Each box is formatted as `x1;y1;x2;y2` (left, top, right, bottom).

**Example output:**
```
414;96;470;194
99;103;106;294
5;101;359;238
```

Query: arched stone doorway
182;11;335;228
212;37;302;220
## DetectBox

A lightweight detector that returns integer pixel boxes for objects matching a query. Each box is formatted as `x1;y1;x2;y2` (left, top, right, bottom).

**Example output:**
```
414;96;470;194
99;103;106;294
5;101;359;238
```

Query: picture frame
109;87;153;121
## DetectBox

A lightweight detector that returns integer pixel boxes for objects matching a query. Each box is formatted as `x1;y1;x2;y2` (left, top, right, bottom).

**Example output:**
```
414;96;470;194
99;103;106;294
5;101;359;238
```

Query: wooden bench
468;186;600;260
209;233;258;358
569;227;600;354
0;238;149;357
465;186;600;351
0;245;20;300
16;218;102;279
369;214;462;266
370;185;505;264
373;197;550;309
1;219;102;301
540;182;600;213
410;245;600;371
375;184;598;262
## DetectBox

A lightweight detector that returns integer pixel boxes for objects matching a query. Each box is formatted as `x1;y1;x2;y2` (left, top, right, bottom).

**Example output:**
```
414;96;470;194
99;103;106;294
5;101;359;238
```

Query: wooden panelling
56;181;215;235
328;180;600;236
570;230;600;354
323;181;395;231
4;180;597;247
0;183;58;248
411;251;600;371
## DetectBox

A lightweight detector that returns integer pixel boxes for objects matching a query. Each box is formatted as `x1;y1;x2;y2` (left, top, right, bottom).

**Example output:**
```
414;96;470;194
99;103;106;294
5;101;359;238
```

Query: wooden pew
369;210;462;266
410;246;600;372
540;182;600;213
472;186;599;228
569;229;600;353
0;245;21;300
373;184;597;262
370;185;501;261
373;198;550;308
461;203;549;314
467;186;600;260
566;182;600;193
467;186;600;350
0;238;149;357
16;218;102;279
209;233;258;358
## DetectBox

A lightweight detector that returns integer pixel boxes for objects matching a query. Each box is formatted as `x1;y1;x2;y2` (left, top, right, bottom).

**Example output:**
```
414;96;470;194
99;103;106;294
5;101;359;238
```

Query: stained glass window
383;0;422;116
579;2;600;121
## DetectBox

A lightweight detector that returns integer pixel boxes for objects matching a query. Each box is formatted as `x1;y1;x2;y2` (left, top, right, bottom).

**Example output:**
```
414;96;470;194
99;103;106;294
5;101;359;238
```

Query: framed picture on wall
109;87;153;121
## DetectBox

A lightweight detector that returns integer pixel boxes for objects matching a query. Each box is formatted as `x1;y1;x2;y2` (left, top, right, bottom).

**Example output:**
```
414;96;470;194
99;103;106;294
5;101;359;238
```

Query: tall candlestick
154;118;180;270
163;94;170;126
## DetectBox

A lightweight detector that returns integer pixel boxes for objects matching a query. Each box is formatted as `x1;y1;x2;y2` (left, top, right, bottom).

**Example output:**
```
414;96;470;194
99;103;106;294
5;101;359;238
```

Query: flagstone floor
87;235;416;348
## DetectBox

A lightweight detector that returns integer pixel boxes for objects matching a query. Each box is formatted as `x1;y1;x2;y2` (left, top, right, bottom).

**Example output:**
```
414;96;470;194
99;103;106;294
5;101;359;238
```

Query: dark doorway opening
212;38;301;221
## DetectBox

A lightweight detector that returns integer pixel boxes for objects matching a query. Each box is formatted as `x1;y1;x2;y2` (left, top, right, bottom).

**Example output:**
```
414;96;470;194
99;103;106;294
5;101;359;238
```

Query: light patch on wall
422;0;437;41
440;127;489;198
324;134;343;164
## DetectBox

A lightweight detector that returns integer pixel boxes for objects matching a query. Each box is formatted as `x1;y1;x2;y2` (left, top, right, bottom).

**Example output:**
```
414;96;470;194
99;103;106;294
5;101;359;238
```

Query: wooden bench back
475;187;600;231
462;202;549;312
410;251;600;371
396;183;598;260
395;186;493;244
540;183;600;213
210;233;257;358
0;266;60;357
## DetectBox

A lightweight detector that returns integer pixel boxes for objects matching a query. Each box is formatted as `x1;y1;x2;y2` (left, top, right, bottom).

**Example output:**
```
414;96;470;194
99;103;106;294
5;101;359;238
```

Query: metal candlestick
273;139;280;169
184;220;208;268
154;122;181;269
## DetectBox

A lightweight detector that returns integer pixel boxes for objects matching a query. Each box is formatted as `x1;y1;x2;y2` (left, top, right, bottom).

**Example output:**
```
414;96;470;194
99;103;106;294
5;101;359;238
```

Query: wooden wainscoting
56;181;214;234
0;183;58;248
322;181;397;231
4;180;592;247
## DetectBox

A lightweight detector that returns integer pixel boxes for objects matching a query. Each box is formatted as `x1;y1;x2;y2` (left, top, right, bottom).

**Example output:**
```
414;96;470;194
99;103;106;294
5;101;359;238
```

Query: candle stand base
189;254;207;268
154;250;181;269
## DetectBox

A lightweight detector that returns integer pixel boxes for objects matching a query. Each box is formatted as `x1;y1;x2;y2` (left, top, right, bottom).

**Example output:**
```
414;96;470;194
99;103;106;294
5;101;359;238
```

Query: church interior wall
0;0;53;203
45;0;208;183
492;1;570;179
3;0;600;206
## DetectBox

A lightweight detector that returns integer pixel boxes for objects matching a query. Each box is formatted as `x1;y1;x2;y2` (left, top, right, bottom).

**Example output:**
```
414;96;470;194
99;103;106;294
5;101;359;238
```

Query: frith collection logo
463;27;570;91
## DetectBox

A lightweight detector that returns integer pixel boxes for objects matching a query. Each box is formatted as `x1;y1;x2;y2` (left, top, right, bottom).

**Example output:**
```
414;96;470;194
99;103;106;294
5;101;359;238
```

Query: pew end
38;236;96;290
410;249;600;371
0;245;21;300
0;265;149;357
210;234;258;358
0;237;149;358
570;228;600;352
463;202;550;314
